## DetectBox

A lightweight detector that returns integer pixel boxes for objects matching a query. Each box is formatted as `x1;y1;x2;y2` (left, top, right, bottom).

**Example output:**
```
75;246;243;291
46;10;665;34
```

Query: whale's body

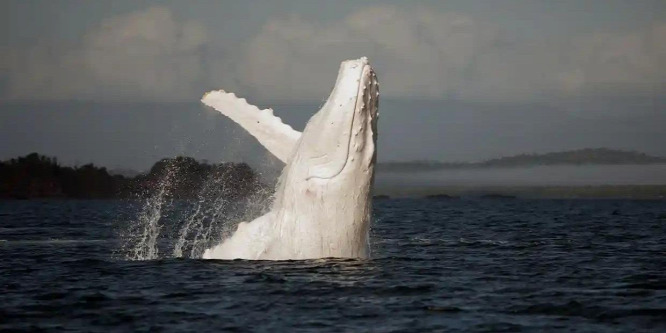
201;57;378;260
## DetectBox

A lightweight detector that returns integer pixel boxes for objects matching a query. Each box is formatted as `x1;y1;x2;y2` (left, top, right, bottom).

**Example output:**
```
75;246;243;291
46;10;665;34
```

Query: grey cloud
239;6;499;100
239;5;666;102
1;4;664;102
557;23;666;94
2;42;92;100
2;6;211;101
83;6;208;99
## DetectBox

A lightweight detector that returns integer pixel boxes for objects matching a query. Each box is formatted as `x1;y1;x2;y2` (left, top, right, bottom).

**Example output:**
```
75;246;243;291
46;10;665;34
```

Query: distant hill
379;148;666;172
479;148;666;167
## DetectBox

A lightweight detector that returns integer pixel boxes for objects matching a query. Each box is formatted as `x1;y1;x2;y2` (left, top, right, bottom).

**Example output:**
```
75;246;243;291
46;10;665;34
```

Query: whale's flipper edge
202;90;302;163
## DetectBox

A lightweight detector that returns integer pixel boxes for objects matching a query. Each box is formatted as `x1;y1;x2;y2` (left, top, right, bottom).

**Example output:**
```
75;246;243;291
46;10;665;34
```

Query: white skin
201;58;379;260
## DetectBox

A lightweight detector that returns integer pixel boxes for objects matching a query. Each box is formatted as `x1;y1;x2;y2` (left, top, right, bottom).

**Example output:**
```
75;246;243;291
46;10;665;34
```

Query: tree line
0;153;266;200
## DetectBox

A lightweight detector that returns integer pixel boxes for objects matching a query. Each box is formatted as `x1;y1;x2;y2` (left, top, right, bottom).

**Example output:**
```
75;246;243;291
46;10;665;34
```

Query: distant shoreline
4;151;666;200
378;148;666;172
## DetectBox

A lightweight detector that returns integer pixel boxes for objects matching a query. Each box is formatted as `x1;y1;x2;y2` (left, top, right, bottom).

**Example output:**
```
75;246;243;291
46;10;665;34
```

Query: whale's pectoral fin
202;90;302;163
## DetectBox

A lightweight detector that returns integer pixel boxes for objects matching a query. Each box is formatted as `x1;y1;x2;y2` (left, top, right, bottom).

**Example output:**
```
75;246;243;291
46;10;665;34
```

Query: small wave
508;300;604;319
458;238;510;246
0;239;110;245
243;273;287;284
505;300;666;323
424;305;463;313
620;282;666;290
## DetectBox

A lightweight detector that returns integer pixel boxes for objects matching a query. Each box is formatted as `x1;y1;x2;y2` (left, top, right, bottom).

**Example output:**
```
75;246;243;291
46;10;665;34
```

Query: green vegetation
379;148;666;172
0;153;265;200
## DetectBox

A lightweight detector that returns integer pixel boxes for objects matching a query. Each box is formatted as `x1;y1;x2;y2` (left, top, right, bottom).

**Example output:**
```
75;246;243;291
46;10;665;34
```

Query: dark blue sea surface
1;199;665;332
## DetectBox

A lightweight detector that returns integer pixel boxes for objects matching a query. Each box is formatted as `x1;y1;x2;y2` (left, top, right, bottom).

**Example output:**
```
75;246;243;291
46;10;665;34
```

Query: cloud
238;6;499;100
557;23;666;95
2;6;210;101
1;41;91;100
1;4;664;102
82;6;208;99
238;5;666;101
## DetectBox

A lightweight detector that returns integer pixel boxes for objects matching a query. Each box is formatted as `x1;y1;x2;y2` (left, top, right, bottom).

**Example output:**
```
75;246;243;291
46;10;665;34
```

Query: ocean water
1;198;665;332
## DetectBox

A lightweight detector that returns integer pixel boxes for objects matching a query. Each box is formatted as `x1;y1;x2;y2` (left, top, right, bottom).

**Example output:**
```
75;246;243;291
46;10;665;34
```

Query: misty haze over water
377;165;666;187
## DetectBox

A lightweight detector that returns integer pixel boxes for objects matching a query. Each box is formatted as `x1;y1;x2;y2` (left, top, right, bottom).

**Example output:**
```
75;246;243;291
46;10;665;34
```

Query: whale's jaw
201;58;379;260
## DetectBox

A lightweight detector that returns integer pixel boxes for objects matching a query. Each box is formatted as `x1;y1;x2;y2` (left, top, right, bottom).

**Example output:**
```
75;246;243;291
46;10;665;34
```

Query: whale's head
295;57;379;184
272;57;379;258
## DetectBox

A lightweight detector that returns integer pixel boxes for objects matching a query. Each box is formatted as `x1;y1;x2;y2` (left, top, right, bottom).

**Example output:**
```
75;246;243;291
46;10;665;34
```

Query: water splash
173;167;242;258
120;160;271;261
122;161;177;260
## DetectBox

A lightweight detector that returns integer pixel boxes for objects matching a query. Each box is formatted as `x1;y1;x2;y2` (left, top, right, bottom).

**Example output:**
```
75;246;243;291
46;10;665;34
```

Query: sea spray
124;160;178;260
120;158;272;260
173;166;240;258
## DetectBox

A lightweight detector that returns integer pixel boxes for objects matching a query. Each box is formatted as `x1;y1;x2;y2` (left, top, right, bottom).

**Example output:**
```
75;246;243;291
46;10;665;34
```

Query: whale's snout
302;58;378;180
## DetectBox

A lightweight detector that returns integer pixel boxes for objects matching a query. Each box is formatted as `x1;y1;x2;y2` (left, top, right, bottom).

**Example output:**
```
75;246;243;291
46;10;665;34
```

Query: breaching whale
200;57;379;260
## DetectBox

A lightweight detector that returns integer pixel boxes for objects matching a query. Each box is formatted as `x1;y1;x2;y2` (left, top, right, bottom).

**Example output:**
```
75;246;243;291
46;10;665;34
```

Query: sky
1;0;665;171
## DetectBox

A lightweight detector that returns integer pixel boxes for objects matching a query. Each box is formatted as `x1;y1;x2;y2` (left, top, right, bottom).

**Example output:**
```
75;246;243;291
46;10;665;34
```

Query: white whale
200;57;379;260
